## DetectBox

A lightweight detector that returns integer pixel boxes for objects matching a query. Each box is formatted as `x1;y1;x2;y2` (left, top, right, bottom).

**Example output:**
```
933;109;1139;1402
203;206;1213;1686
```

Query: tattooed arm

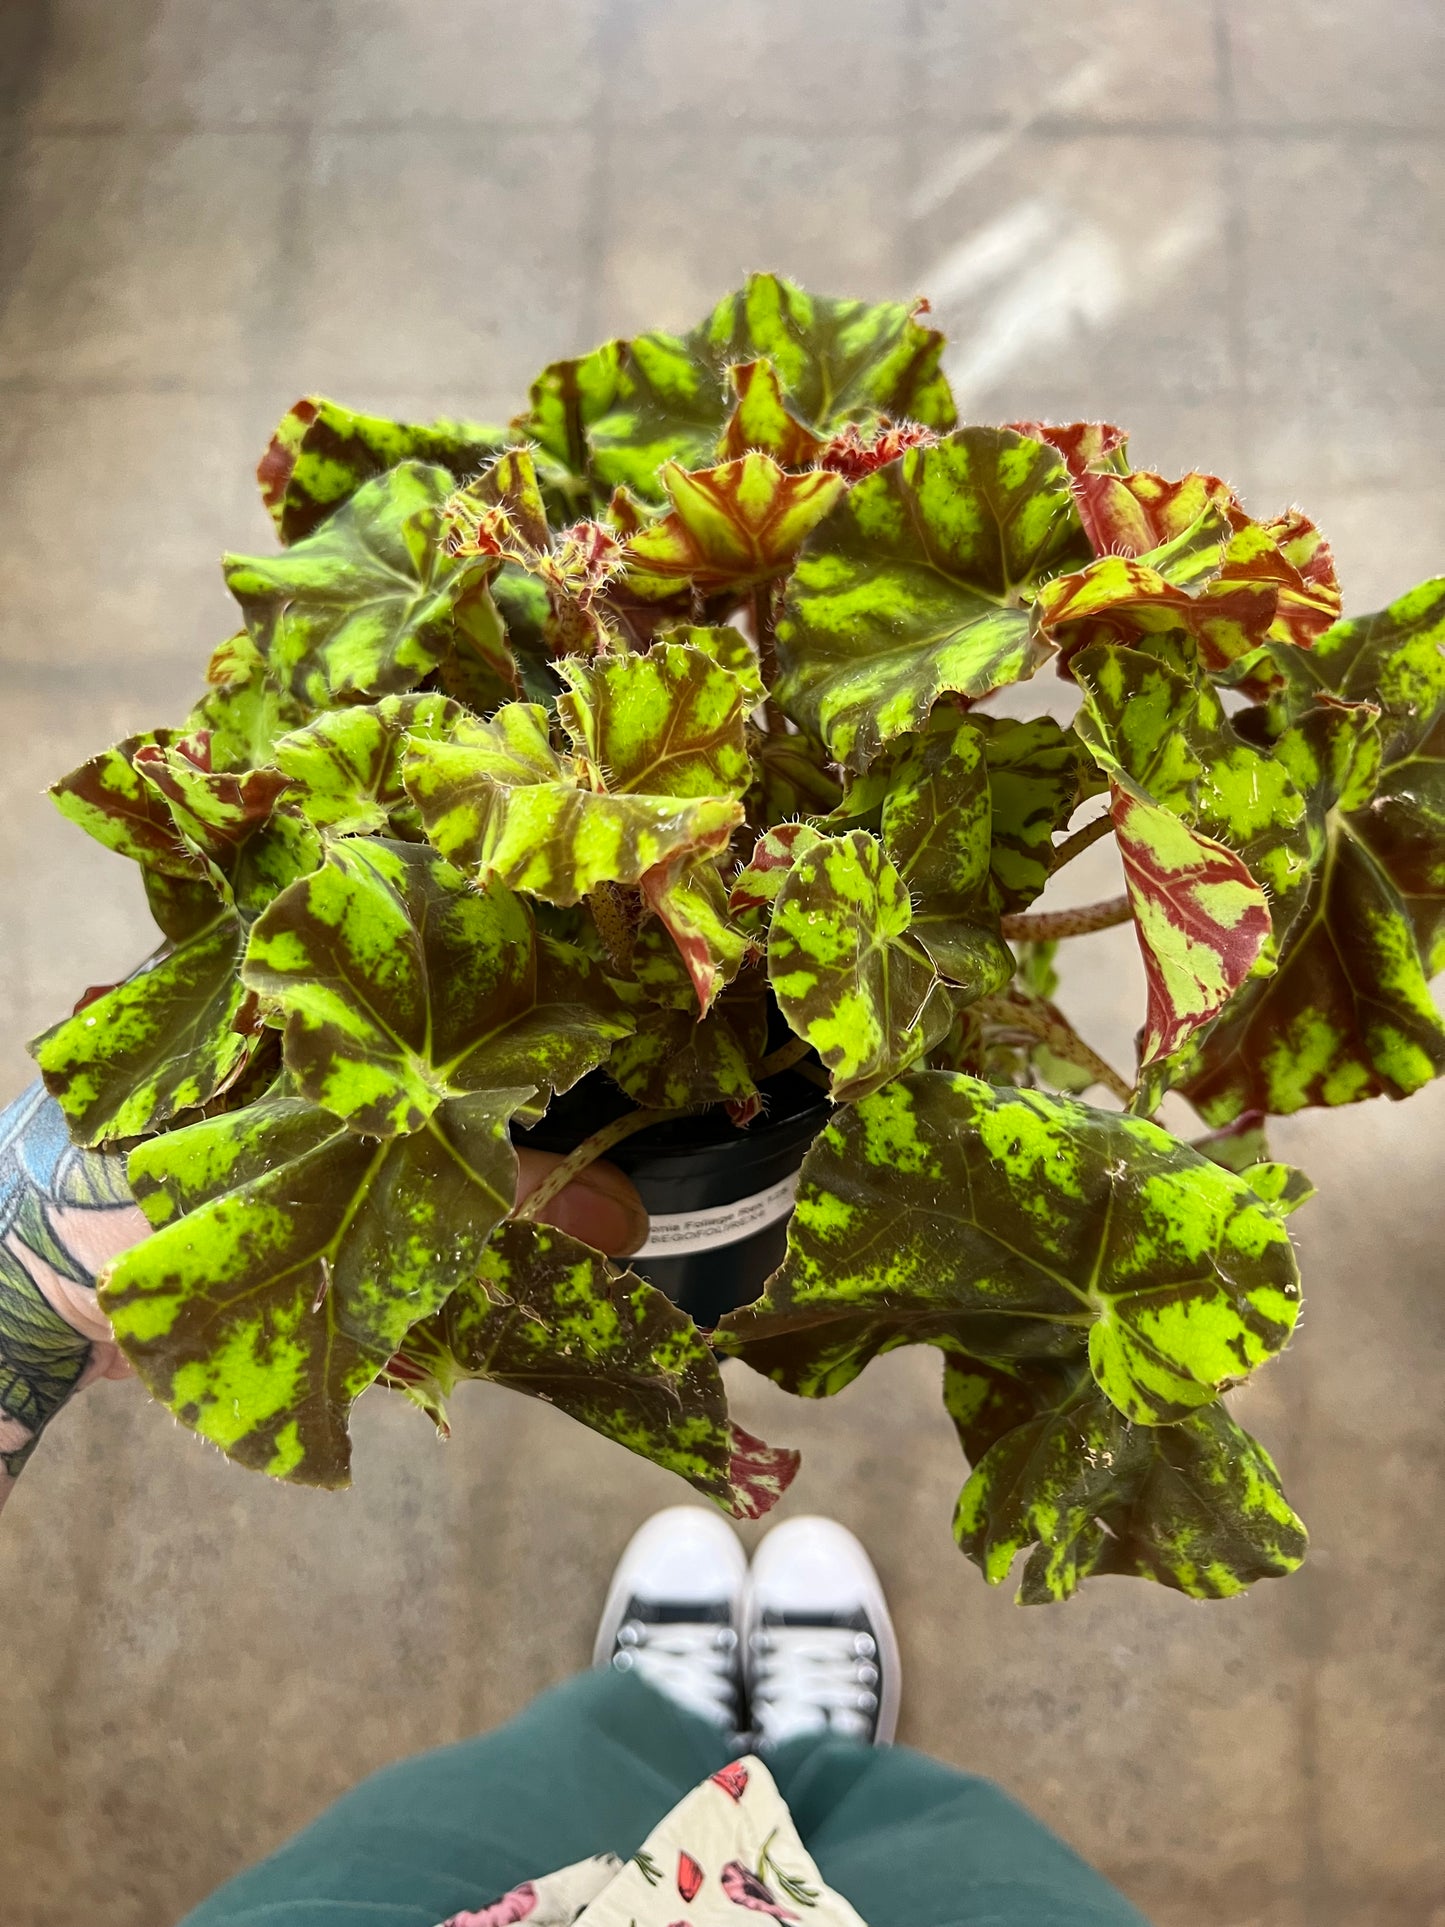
0;1080;648;1512
0;1082;145;1509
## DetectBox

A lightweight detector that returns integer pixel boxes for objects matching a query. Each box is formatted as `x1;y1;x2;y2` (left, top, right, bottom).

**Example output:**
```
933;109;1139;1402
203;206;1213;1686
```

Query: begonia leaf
1183;579;1445;1118
711;275;955;439
187;633;308;774
660;623;766;708
131;737;295;866
101;1089;524;1486
719;359;826;467
558;641;754;799
387;1218;797;1518
640;854;751;1014
224;462;507;708
1111;784;1273;1070
1073;632;1316;946
766;831;950;1099
55;721;324;934
774;427;1092;769
31;914;257;1144
441;448;624;660
404;703;743;905
945;1359;1307;1603
1007;420;1130;480
258;395;510;545
50;732;212;880
242;841;629;1138
1011;424;1340;660
607;972;767;1113
1071;466;1234;558
274;694;457;837
522;274;954;504
1031;514;1279;677
718;1073;1300;1425
730;823;826;935
621;455;846;601
875;719;1012;996
974;714;1098;914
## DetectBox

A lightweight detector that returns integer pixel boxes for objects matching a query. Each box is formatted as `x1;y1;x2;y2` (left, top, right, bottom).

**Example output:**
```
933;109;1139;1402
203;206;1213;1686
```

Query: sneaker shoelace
611;1617;740;1727
748;1623;881;1745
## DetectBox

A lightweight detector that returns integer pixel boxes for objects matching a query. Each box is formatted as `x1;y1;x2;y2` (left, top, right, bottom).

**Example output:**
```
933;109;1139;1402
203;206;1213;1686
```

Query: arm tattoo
0;1083;137;1477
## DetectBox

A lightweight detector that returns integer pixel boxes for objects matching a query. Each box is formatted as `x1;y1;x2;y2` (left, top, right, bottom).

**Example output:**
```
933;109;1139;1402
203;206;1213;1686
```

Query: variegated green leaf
50;732;211;880
31;915;256;1144
1031;511;1279;676
730;823;827;935
101;1089;523;1486
404;703;742;906
186;633;309;774
974;715;1098;914
1073;632;1316;946
718;1073;1300;1425
441;449;624;660
718;358;826;467
1183;579;1445;1118
224;462;508;709
711;275;955;440
660;624;766;707
1028;435;1342;663
274;694;457;837
946;1360;1307;1603
622;455;846;600
386;1219;797;1518
558;641;754;799
258;395;510;544
775;428;1091;769
521;274;954;504
766;831;950;1100
1111;783;1273;1069
242;841;629;1138
639;854;751;1014
607;972;767;1114
876;719;1012;996
131;737;294;867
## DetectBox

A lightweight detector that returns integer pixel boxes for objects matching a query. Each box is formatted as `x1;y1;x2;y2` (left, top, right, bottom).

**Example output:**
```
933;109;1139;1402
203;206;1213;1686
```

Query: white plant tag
632;1170;800;1259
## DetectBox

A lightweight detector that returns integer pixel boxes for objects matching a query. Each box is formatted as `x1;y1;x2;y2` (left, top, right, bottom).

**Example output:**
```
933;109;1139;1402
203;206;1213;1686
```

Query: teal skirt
181;1668;1150;1927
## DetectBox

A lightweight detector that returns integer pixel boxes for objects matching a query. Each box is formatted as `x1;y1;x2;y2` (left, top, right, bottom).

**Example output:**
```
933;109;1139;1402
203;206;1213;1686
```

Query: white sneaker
594;1506;747;1732
741;1515;901;1748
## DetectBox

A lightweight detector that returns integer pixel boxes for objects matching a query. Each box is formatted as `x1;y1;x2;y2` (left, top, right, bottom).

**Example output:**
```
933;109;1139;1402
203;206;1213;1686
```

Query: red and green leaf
775;427;1092;770
766;831;950;1099
258;395;510;545
403;703;743;905
622;454;846;601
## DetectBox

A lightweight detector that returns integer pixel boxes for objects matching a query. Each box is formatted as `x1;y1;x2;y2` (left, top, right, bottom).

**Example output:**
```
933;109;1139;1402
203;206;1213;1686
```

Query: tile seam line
6;117;1445;143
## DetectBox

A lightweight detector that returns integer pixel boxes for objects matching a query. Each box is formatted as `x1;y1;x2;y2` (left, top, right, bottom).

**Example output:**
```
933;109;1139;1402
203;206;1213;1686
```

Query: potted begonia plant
32;274;1445;1602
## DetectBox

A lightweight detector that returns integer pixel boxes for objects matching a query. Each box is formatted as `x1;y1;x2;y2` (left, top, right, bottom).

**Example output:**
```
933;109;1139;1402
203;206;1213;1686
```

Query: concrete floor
3;3;1445;1922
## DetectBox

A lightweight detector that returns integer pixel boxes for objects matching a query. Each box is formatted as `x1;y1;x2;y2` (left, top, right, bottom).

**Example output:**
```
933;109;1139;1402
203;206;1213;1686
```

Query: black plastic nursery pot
516;1067;830;1328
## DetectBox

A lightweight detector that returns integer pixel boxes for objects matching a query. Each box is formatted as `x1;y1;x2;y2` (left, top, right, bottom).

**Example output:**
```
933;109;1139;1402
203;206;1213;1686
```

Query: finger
513;1149;650;1258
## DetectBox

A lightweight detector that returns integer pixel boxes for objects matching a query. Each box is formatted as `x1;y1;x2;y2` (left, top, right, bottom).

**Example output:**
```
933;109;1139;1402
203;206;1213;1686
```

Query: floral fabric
435;1756;866;1927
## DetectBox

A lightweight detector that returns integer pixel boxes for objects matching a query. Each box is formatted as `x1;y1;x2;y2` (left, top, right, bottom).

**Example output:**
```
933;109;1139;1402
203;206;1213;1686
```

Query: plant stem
979;988;1134;1106
1050;811;1114;871
1000;893;1132;942
513;1105;687;1220
757;1034;814;1080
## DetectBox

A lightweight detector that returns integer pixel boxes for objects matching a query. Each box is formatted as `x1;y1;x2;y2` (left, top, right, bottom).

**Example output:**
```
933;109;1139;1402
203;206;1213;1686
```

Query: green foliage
34;275;1445;1605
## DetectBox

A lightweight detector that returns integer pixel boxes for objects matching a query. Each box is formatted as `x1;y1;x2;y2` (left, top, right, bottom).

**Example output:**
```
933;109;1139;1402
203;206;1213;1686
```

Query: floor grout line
3;113;1445;145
